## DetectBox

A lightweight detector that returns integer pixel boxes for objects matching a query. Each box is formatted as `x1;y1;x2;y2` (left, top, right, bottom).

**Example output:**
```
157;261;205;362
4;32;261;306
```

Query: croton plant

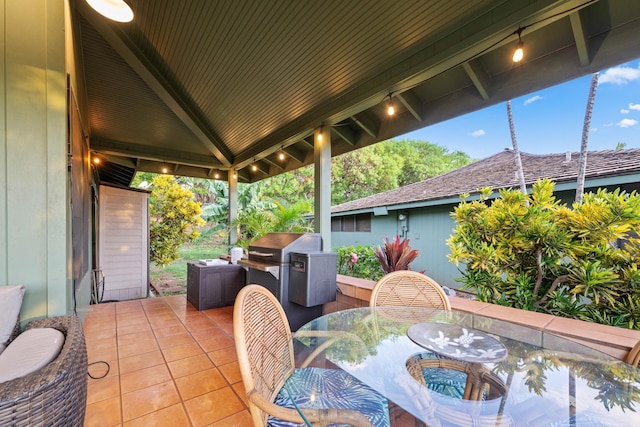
374;234;421;273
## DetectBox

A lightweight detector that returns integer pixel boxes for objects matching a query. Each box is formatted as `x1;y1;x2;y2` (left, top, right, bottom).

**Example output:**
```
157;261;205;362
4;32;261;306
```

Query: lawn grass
150;228;229;293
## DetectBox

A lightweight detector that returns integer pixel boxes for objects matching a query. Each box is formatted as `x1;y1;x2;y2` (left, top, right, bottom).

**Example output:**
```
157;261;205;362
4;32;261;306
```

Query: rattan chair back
234;284;294;426
627;341;640;366
234;284;377;427
369;271;451;310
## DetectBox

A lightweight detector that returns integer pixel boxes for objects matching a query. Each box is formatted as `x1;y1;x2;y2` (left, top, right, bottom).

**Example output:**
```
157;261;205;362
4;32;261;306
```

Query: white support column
228;169;239;247
314;127;332;251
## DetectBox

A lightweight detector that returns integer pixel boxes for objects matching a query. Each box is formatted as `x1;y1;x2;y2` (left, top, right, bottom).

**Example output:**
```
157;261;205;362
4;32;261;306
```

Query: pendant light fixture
278;145;286;161
386;93;396;116
86;0;134;23
512;28;524;63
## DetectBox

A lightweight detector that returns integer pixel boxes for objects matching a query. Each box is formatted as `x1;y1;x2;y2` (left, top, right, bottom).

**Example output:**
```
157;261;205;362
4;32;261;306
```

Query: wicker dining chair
369;270;451;310
370;271;501;419
627;341;640;366
234;284;389;427
406;353;508;401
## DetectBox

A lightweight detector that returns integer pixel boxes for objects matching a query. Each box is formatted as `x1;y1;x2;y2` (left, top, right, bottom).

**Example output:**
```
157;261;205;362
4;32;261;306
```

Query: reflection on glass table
288;307;640;427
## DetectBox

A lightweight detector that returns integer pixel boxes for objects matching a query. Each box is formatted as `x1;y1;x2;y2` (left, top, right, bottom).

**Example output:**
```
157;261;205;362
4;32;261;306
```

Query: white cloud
617;118;638;128
599;64;640;84
604;123;614;127
621;109;630;114
630;103;640;111
524;95;543;106
470;129;486;137
591;127;598;132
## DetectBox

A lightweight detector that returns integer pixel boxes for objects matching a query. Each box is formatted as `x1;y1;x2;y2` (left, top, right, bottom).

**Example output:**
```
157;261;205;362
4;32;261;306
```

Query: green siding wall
331;206;460;288
406;205;460;288
331;182;640;290
0;0;70;321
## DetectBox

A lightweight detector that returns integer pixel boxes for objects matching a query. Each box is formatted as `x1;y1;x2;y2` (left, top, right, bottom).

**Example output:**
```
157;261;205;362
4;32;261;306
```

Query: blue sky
401;59;640;160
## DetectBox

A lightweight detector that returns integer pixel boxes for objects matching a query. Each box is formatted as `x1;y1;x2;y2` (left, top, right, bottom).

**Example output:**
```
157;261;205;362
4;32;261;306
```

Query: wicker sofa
0;316;88;427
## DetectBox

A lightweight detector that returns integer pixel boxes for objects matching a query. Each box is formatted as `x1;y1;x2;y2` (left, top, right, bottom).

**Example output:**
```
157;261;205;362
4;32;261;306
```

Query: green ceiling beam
78;1;233;167
396;90;424;121
570;11;590;67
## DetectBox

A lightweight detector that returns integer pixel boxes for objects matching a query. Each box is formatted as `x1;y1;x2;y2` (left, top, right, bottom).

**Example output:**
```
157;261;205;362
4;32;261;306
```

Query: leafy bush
149;175;205;266
335;245;384;281
374;235;421;273
231;200;313;249
448;179;640;329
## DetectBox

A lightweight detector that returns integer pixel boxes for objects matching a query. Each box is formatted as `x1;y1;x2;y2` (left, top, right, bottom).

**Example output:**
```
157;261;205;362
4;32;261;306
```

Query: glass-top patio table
284;306;640;427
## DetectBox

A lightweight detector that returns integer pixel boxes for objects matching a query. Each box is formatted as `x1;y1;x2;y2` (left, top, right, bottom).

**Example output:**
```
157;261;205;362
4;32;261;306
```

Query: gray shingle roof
331;149;640;213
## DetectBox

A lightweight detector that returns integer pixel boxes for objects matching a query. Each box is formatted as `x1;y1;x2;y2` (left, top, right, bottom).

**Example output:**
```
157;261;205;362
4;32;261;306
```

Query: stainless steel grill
238;232;334;330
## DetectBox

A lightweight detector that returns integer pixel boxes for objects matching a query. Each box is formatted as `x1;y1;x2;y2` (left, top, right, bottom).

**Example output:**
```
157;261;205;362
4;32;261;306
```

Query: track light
512;29;524;63
86;0;134;23
386;93;395;116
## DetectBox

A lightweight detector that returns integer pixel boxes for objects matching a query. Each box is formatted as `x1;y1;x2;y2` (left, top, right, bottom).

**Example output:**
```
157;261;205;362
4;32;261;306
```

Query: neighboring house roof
332;149;640;214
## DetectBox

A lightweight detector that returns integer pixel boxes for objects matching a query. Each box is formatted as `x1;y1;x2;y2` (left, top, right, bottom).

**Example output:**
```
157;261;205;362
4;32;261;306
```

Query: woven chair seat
406;352;508;402
421;366;467;399
270;367;389;427
0;316;88;427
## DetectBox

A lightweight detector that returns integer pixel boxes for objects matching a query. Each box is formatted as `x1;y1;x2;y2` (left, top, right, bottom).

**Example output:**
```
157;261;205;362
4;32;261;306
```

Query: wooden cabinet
186;262;246;310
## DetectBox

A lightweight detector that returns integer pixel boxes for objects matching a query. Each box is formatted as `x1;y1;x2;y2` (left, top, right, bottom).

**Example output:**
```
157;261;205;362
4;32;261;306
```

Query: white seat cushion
0;285;25;354
0;327;64;383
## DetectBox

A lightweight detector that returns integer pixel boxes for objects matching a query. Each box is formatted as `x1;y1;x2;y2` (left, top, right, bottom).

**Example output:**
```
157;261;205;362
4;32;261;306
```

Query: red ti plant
374;235;421;273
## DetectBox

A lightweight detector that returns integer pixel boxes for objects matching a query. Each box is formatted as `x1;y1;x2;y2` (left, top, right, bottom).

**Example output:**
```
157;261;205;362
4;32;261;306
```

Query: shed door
98;185;149;301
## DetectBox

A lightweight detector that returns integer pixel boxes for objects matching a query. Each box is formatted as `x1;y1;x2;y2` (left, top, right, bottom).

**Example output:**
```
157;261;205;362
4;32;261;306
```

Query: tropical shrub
231;200;313;249
149;175;205;266
447;179;640;329
374;235;421;273
335;245;383;281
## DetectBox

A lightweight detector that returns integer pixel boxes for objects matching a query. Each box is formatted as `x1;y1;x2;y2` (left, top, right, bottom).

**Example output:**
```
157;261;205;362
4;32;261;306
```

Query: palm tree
575;72;600;204
506;100;528;203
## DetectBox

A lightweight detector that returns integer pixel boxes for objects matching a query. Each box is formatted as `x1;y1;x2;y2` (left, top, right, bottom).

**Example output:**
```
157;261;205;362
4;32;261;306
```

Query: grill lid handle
248;251;274;257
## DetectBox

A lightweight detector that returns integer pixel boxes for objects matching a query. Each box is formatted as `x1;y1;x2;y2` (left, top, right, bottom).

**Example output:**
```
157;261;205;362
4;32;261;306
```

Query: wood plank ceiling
74;0;640;186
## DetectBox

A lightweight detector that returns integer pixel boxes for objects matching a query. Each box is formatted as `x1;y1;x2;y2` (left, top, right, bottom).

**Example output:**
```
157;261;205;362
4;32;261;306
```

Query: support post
314;127;331;251
228;170;238;247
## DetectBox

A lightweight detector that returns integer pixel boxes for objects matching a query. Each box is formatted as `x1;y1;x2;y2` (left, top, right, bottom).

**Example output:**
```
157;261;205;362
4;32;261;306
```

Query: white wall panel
98;185;149;301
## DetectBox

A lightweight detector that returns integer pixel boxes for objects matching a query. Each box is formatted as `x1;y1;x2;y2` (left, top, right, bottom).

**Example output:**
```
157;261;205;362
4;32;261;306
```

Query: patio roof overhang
75;0;640;186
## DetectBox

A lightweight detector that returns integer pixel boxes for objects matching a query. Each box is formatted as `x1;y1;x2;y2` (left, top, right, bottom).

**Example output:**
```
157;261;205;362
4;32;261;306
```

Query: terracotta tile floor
83;295;416;427
83;295;253;427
